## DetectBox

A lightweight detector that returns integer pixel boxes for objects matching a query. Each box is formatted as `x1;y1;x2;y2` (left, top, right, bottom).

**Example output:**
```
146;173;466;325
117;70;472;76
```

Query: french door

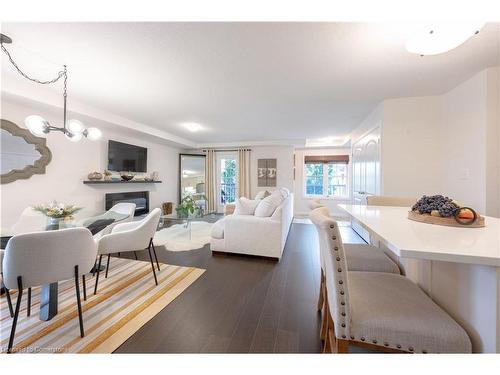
216;152;238;213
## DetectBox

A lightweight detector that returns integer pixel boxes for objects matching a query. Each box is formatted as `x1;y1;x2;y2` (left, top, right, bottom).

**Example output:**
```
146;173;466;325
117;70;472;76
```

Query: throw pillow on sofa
254;191;284;217
254;190;271;200
234;197;260;215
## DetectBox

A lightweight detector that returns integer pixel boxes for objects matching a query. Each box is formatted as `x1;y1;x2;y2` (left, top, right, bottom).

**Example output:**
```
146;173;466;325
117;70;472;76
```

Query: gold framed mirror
1;119;52;184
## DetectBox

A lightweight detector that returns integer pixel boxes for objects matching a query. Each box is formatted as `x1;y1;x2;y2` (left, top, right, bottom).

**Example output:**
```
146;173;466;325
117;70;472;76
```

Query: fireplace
105;191;149;216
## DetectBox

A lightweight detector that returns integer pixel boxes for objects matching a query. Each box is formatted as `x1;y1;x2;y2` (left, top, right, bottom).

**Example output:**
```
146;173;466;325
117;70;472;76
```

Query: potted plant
33;201;83;230
103;170;112;181
176;195;207;218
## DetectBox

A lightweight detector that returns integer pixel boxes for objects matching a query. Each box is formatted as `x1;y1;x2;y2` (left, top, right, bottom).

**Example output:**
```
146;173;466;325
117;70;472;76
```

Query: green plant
176;195;207;217
33;201;82;219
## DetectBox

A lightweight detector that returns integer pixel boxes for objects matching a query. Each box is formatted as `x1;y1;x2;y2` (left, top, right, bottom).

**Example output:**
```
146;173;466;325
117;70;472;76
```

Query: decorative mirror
1;119;52;184
179;153;206;203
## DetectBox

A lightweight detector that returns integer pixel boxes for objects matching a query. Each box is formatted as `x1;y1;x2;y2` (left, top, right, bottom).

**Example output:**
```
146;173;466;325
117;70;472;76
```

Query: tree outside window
305;160;348;198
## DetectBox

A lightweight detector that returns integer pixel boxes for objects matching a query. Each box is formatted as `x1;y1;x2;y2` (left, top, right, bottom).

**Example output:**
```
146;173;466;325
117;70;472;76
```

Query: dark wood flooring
114;221;364;353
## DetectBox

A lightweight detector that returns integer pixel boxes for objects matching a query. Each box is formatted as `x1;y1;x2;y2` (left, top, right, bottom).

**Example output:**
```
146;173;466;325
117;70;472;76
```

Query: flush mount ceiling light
1;33;101;141
405;23;485;56
182;122;203;132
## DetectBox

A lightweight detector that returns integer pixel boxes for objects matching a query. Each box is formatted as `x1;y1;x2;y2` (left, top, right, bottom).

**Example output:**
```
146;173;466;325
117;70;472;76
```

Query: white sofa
210;191;293;260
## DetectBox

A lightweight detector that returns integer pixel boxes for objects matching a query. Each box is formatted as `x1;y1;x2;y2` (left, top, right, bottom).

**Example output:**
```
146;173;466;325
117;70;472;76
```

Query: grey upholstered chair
310;208;472;353
94;208;161;295
3;228;97;353
311;206;400;341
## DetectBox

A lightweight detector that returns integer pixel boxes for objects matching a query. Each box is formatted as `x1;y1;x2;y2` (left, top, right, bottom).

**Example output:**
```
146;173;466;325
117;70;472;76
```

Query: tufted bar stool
310;208;472;354
311;207;400;341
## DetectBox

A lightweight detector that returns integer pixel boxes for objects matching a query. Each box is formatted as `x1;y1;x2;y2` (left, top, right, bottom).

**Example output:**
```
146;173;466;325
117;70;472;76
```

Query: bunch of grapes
412;195;459;217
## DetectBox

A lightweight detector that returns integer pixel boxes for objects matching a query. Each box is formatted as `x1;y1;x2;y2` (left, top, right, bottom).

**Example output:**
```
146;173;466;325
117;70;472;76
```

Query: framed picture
257;158;277;187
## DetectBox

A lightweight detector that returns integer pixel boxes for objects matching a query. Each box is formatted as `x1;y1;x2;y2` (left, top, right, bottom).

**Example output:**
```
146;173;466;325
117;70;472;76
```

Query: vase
46;217;63;231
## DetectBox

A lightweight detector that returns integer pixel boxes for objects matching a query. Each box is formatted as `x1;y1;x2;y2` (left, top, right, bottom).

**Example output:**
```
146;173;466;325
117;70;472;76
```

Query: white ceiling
1;22;499;146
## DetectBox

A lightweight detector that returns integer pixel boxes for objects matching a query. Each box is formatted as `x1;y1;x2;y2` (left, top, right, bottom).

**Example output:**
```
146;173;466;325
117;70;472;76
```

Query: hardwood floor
114;220;364;353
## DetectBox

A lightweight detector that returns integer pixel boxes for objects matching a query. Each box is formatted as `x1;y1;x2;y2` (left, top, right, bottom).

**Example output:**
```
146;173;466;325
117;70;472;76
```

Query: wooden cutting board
407;211;485;228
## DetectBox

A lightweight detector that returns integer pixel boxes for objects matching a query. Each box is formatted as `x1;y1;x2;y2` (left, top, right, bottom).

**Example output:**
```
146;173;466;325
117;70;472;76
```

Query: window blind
304;155;349;164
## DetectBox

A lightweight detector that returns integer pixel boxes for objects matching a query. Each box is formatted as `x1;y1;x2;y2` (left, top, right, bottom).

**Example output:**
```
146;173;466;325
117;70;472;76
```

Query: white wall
250;145;294;198
381;96;443;198
1;99;180;230
294;147;351;217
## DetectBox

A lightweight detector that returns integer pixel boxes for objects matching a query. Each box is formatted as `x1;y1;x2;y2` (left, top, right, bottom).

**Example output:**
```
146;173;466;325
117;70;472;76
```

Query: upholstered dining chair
1;249;14;318
9;207;46;235
311;207;400;341
94;208;161;295
80;202;136;236
3;228;97;353
310;208;472;353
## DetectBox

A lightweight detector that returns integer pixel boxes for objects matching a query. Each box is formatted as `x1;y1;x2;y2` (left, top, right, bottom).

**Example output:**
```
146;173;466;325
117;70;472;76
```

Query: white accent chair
80;202;136;236
3;228;97;353
94;208;161;295
310;208;472;353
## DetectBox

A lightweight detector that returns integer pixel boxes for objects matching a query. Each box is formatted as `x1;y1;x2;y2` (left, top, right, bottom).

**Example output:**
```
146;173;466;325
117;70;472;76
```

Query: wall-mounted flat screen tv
108;140;147;172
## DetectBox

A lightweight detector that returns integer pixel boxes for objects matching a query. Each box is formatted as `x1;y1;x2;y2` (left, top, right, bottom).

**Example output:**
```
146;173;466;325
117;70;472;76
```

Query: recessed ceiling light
182;122;203;132
405;23;484;56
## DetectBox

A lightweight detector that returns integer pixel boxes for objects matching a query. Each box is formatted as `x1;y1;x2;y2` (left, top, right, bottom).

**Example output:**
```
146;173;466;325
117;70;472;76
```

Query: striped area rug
0;258;205;353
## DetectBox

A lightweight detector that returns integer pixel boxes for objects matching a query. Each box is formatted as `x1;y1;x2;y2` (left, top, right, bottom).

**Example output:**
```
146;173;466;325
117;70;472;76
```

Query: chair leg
4;283;14;318
118;252;121;258
133;251;138;260
105;254;111;278
27;288;32;317
151;240;160;271
74;265;85;338
92;259;97;277
94;255;103;295
147;245;158;286
317;270;325;312
82;275;87;301
7;276;23;353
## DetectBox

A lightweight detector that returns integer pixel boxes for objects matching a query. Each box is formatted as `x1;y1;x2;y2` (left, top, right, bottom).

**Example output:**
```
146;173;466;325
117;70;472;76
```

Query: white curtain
204;149;217;212
238;148;251;198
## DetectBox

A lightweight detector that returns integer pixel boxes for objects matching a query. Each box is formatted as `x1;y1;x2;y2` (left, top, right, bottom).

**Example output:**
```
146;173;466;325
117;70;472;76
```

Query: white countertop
338;204;500;267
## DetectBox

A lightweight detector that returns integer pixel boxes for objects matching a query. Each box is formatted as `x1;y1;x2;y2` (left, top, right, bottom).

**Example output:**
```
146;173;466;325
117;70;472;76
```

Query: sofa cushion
234;198;260;215
210;218;225;239
254;190;271;200
255;192;283;217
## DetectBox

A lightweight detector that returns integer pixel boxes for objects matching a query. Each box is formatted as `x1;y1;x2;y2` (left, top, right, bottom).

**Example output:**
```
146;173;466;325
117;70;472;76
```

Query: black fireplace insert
105;191;149;216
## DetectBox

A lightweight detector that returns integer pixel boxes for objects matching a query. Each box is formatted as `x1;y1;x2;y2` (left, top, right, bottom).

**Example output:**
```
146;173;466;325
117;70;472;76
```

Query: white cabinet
351;126;381;242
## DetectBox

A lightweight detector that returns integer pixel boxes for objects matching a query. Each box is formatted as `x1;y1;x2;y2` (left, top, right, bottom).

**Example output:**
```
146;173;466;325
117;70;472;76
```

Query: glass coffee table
159;211;217;240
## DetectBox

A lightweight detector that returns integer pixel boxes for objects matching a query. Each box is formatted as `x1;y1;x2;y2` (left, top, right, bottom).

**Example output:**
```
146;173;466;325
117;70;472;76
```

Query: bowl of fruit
408;195;484;227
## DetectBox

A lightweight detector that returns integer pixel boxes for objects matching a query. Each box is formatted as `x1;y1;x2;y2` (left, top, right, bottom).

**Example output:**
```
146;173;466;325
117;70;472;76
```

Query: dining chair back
108;202;136;220
310;208;351;340
3;228;97;352
93;208;162;294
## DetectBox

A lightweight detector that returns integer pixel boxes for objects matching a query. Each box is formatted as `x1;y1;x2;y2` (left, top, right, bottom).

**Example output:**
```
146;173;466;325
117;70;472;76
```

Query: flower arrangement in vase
33;201;83;230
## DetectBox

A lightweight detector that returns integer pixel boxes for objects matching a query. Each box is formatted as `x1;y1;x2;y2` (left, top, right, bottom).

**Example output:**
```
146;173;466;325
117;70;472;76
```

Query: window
304;155;349;199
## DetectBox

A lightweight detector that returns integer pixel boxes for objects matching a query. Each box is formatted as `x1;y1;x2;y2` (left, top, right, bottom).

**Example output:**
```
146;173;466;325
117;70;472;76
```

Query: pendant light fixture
1;33;101;141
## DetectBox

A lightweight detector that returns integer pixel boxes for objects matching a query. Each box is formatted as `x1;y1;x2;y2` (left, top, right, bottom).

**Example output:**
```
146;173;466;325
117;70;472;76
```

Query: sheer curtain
204;149;216;212
238;148;251;198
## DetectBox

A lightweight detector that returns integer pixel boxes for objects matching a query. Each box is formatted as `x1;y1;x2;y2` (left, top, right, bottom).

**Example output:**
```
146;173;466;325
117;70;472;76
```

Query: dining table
338;204;500;353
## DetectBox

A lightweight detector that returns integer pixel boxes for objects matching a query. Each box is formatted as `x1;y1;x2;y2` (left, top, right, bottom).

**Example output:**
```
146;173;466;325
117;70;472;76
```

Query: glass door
216;152;238;213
